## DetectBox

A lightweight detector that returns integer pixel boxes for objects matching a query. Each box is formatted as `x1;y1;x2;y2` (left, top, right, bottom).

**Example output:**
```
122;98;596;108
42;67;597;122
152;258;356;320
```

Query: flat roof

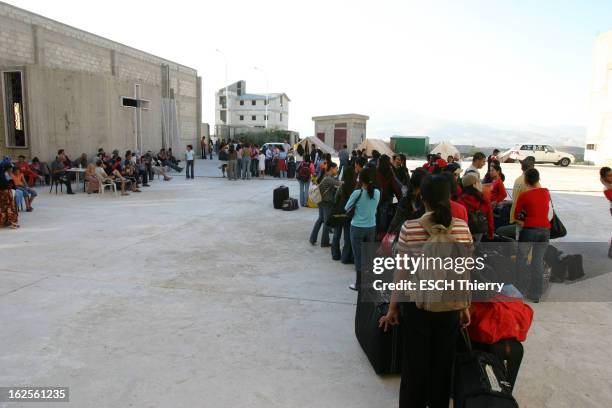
312;113;369;121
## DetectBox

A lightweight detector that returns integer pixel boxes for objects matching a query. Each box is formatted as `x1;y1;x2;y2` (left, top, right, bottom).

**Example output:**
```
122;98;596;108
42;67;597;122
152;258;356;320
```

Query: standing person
338;144;349;175
488;162;507;205
332;166;356;263
464;151;487;177
185;145;195;179
295;144;305;164
496;156;536;239
488;149;500;168
258;149;266;179
201;136;207;159
600;167;612;258
277;146;288;178
380;174;472;408
265;146;273;176
251;145;259;178
242;144;252;180
514;168;551;302
236;144;243;179
309;163;341;247
296;157;315;206
0;159;18;229
346;168;380;290
209;139;214;160
227;145;238;181
376;155;403;234
388;167;427;234
459;172;494;241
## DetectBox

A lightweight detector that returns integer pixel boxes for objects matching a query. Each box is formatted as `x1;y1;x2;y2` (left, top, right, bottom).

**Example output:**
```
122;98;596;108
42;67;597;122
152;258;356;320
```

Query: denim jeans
309;201;332;246
242;157;251;179
298;180;310;207
236;157;242;177
332;220;353;263
350;225;377;288
516;227;550;300
186;160;194;179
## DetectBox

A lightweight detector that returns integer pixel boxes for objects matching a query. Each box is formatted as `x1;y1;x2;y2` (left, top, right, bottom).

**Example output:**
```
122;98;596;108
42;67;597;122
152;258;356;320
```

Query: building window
240;100;244;106
239;115;244;121
264;115;268;120
2;71;27;148
121;97;150;110
280;113;283;122
252;100;256;106
586;144;596;150
335;123;347;128
252;115;256;120
264;99;268;105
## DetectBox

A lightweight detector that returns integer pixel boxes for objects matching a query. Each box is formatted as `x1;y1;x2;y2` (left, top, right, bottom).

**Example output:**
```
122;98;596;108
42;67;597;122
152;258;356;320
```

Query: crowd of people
0;147;191;229
300;147;603;407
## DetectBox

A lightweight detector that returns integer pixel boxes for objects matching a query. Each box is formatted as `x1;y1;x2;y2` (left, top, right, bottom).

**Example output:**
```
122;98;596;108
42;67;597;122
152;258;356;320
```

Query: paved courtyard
1;159;611;407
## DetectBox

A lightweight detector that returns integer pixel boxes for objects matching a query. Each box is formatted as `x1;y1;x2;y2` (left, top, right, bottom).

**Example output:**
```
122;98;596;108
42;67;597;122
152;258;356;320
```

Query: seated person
50;153;74;194
84;163;100;194
16;155;43;186
112;157;140;193
97;160;129;196
11;167;37;211
151;157;173;181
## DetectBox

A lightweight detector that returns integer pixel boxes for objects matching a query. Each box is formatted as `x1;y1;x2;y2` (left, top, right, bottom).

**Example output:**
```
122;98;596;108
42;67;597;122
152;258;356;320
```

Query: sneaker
348;283;358;291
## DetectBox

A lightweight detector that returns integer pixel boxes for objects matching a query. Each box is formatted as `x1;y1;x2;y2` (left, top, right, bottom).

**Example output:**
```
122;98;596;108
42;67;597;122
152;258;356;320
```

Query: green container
391;136;430;157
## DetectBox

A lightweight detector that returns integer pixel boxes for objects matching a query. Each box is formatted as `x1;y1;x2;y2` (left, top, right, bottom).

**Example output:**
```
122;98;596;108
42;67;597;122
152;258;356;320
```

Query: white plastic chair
99;179;117;196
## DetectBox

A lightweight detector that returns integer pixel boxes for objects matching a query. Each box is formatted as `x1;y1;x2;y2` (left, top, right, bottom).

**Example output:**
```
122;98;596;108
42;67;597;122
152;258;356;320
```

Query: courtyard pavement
1;159;611;407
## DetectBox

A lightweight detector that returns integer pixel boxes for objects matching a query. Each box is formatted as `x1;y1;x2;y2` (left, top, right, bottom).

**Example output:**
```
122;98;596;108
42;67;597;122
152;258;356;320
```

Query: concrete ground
1;159;611;407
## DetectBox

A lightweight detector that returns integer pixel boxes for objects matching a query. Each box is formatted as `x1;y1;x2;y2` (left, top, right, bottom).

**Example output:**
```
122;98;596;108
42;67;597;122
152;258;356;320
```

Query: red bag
468;297;534;344
376;232;397;257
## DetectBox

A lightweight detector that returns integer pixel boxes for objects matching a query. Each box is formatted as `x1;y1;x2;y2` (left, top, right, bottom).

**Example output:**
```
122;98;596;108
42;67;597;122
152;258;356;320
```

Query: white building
215;80;289;138
586;31;612;166
312;114;369;151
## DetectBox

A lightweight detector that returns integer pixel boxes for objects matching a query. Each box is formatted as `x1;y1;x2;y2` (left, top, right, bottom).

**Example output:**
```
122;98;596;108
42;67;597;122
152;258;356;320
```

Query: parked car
507;144;575;167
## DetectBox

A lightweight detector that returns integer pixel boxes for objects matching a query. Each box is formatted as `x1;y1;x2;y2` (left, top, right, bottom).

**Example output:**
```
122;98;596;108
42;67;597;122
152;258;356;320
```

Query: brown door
317;132;325;143
333;129;347;151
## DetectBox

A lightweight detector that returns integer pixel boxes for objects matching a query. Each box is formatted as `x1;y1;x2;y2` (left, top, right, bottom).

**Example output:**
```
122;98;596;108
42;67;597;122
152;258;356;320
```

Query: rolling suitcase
282;198;299;211
566;254;585;281
454;329;519;408
354;291;402;375
273;186;289;209
473;339;523;392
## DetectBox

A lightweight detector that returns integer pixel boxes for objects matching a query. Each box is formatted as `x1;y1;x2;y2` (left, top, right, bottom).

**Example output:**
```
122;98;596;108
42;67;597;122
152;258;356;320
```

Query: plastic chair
99;180;117;196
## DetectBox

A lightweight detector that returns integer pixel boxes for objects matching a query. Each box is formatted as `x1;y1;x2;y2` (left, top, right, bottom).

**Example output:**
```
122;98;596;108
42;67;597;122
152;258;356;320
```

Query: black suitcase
566;254;585;281
287;161;296;179
354;291;402;375
282;198;298;211
473;339;523;392
454;330;519;408
273;186;289;209
545;245;567;283
493;201;512;230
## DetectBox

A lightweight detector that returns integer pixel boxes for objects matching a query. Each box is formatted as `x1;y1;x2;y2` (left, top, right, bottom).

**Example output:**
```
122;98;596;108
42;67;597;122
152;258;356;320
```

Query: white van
507;144;575;167
262;142;291;152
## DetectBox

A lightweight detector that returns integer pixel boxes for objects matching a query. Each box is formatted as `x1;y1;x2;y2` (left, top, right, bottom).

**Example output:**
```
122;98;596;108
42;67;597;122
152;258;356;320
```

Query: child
258;150;266;179
600;167;612;258
185;145;194;179
11;167;37;212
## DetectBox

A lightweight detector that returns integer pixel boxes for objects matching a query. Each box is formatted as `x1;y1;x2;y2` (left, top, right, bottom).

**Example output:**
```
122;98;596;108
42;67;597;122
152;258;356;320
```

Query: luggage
354;291;402;375
566;254;585;281
493;201;512;230
287;161;296;179
273;186;289;209
545;245;567;283
467;298;533;344
454;330;519;408
308;183;322;204
473;339;524;392
282;198;298;211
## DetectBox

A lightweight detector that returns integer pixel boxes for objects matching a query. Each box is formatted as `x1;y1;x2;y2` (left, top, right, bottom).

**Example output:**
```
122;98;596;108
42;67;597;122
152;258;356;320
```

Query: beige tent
431;141;460;160
358;139;394;156
297;135;336;155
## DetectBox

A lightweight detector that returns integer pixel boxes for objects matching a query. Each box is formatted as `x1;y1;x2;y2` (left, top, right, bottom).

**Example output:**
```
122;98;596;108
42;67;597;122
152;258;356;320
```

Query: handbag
326;190;362;228
548;195;567;239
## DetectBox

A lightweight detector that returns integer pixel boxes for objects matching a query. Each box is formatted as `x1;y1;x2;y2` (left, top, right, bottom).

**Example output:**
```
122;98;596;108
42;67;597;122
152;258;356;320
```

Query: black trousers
400;303;460;408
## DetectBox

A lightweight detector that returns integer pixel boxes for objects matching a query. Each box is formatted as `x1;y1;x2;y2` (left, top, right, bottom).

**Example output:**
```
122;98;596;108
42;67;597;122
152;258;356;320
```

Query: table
66;167;87;191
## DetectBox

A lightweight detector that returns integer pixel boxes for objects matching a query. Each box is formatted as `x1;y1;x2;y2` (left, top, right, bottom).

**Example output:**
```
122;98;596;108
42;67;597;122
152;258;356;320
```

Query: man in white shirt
463;151;487;179
185;145;195;179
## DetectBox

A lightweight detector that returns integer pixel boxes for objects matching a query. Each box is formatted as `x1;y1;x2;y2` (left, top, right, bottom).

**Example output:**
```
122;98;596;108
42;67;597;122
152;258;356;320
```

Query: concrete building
586;31;612;166
312;114;368;150
0;2;201;161
215;80;289;138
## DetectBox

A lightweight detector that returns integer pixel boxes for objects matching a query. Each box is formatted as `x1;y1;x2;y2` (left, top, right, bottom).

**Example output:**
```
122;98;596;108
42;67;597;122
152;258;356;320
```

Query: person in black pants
185;145;195;179
50;155;74;194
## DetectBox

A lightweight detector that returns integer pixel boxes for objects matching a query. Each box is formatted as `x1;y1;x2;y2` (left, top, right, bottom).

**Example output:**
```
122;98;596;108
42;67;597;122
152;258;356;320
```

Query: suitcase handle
461;327;473;354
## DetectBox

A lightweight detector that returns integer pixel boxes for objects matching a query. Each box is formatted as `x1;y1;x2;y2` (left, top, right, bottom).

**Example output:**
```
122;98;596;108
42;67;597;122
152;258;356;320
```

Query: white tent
358;139;394;156
297;135;336;155
431;141;460;160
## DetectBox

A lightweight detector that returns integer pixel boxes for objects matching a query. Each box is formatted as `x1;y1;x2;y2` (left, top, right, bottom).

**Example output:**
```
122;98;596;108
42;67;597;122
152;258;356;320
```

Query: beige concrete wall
0;2;199;160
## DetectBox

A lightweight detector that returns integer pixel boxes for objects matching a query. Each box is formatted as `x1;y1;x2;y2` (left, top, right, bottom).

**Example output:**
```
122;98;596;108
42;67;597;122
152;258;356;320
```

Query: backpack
464;201;488;234
297;162;311;182
409;216;472;312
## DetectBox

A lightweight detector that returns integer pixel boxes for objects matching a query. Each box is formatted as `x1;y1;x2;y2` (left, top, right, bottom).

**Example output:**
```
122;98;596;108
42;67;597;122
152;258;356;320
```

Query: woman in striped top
380;174;472;408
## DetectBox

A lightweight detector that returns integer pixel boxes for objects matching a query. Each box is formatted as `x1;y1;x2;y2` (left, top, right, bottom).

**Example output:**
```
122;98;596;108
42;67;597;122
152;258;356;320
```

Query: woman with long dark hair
380;174;472;408
488;162;507;205
376;155;402;234
387;167;427;235
345;168;380;290
331;166;357;263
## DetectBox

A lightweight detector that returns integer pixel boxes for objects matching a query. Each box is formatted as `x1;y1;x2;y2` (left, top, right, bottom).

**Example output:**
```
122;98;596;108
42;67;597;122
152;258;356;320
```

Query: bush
234;129;292;146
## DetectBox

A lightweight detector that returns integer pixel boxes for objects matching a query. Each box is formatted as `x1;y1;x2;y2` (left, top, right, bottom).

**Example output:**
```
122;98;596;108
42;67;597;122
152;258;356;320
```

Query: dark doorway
2;71;26;147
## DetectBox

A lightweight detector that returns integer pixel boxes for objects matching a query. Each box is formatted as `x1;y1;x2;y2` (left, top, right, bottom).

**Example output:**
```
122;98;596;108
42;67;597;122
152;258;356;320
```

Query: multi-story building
0;2;200;160
312;114;369;151
215;80;289;138
586;30;612;166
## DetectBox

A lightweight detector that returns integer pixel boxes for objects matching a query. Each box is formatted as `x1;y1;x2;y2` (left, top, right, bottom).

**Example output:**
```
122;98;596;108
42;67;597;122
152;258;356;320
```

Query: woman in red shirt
513;168;551;302
600;167;612;258
488;162;507;205
459;172;494;241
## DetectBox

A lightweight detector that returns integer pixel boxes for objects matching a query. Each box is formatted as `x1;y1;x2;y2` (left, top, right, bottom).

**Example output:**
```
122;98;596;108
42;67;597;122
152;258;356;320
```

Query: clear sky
7;0;612;140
